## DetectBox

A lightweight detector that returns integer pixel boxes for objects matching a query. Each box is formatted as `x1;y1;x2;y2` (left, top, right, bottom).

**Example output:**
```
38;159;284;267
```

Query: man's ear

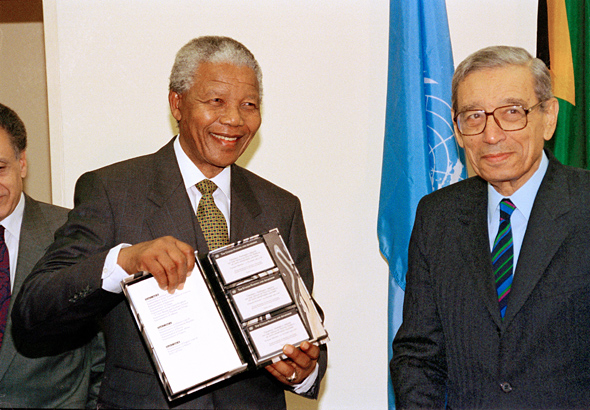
169;91;182;122
542;97;559;142
19;150;27;179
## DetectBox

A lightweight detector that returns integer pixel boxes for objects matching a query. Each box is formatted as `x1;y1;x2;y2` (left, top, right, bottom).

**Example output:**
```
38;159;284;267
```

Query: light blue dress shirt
487;151;549;271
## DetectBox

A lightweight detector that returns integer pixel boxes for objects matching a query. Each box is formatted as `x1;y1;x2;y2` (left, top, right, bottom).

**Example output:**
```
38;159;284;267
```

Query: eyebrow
458;98;530;112
501;98;529;106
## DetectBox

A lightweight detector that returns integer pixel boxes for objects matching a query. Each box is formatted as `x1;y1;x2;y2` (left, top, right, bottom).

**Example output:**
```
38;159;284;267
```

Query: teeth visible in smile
212;133;237;142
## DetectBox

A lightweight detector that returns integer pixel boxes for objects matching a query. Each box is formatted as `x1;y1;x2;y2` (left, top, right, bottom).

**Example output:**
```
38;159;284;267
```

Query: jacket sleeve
390;199;447;409
12;171;122;338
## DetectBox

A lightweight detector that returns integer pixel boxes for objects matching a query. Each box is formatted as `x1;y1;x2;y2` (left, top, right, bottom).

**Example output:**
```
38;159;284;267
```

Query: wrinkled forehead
456;65;536;111
194;62;260;94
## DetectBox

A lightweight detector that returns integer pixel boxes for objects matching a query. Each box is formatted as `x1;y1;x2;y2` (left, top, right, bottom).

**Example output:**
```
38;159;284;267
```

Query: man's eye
465;112;482;121
499;106;525;121
242;102;258;109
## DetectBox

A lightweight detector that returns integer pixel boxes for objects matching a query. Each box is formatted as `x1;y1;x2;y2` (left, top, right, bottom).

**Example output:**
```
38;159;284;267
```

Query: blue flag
378;1;467;407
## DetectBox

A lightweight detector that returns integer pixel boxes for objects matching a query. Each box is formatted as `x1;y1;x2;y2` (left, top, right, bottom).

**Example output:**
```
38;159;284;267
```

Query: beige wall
0;0;51;204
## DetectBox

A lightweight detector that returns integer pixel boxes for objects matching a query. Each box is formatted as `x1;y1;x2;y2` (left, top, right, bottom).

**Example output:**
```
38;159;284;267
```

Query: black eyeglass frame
454;100;546;136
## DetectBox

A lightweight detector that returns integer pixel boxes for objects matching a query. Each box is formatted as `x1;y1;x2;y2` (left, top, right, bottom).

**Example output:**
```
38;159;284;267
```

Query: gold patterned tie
196;179;229;250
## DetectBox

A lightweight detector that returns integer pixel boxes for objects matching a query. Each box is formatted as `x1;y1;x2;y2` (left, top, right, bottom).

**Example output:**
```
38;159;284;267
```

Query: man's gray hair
452;45;553;112
0;103;27;156
169;36;262;97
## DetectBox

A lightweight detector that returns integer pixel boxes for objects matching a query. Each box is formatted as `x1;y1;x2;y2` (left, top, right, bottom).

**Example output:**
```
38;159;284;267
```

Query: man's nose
220;105;244;126
481;114;506;144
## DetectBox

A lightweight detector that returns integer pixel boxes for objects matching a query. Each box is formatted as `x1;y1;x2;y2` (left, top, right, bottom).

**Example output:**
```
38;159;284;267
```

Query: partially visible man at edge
0;103;104;408
12;36;327;409
391;45;590;408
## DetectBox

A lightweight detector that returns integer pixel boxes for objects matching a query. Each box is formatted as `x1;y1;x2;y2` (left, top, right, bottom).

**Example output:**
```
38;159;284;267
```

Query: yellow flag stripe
547;0;576;105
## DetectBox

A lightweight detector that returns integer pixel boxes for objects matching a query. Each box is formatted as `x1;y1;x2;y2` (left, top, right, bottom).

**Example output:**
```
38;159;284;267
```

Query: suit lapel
504;156;571;324
229;165;262;242
144;140;203;251
0;196;52;380
457;178;505;328
144;145;262;255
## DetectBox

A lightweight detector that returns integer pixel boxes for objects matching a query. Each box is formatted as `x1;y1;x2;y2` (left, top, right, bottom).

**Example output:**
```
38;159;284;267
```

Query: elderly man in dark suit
0;103;103;408
391;45;590;409
13;36;326;409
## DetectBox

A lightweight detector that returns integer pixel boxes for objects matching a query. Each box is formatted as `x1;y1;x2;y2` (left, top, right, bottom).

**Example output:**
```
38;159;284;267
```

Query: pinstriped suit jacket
13;139;326;409
391;150;590;409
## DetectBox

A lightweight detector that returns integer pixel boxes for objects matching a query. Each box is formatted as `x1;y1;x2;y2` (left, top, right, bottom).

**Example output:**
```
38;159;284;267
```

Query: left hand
265;341;319;385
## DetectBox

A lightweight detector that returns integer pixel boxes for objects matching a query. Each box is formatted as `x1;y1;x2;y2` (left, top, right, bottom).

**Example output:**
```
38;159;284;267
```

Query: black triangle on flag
537;0;550;68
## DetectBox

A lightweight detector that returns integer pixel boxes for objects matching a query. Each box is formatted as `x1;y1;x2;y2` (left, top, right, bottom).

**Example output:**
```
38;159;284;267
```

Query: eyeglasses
454;101;545;136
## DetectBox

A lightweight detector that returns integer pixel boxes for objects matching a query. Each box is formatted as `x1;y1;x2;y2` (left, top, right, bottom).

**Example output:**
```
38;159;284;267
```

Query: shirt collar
173;136;231;200
488;150;549;222
1;192;25;240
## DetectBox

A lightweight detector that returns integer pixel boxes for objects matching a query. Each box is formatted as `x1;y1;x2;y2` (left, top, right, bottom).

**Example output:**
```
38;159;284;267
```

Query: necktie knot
500;198;516;218
196;179;218;196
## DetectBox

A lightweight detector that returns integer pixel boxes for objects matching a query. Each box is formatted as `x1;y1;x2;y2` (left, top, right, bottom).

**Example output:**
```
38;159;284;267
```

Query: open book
121;228;329;401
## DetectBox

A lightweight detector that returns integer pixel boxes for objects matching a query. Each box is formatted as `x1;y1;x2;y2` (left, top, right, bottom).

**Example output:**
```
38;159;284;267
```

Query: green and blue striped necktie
492;198;516;319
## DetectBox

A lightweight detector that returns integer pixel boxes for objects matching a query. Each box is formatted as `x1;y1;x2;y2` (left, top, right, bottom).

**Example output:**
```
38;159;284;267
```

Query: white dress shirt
173;136;232;228
1;193;25;292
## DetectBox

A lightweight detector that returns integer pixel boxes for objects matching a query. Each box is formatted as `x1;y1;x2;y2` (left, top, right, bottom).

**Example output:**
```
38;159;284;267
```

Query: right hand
118;236;194;293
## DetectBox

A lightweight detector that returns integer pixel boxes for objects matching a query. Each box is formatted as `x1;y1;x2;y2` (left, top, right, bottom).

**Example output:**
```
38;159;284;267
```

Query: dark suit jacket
0;194;104;408
391;151;590;409
13;139;326;409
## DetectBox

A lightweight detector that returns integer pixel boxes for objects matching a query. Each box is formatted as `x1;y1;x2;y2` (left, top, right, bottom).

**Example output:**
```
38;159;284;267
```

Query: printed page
125;269;245;395
214;241;275;284
231;275;293;321
247;310;309;359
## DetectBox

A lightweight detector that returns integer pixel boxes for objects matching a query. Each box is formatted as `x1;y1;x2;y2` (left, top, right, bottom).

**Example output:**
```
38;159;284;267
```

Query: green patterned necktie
196;179;229;250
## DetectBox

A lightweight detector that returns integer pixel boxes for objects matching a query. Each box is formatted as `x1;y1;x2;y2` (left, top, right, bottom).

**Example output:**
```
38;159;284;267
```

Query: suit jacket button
500;382;513;393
